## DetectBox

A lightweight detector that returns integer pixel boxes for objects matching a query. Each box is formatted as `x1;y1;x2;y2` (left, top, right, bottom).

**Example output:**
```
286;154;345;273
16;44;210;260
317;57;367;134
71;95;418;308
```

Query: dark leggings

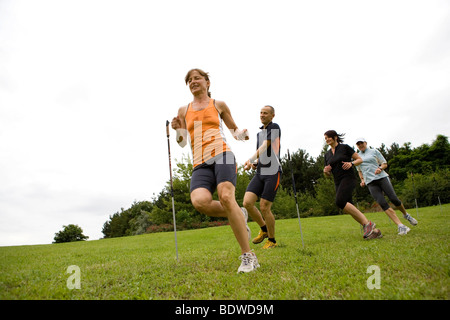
367;177;402;211
335;176;355;209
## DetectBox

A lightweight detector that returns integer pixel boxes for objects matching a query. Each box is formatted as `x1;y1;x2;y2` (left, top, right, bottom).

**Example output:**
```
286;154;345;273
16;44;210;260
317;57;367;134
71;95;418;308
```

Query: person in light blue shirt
355;137;418;235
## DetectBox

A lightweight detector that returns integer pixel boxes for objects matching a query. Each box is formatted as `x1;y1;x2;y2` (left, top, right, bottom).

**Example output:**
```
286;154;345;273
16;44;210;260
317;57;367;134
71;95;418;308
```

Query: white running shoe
237;251;259;273
398;225;411;235
404;213;418;226
241;207;251;241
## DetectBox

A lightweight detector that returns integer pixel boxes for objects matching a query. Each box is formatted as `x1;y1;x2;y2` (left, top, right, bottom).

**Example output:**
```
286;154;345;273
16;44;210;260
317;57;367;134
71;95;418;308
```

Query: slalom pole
166;120;179;261
410;172;419;219
433;177;443;214
287;149;304;248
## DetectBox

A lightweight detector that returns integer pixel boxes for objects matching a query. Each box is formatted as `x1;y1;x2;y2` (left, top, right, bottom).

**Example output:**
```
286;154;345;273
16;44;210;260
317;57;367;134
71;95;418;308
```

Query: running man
243;105;282;249
171;68;259;273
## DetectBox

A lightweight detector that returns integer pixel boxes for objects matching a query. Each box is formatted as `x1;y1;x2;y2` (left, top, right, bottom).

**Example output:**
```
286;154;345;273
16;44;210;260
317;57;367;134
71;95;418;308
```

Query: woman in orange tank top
171;69;259;273
184;98;232;167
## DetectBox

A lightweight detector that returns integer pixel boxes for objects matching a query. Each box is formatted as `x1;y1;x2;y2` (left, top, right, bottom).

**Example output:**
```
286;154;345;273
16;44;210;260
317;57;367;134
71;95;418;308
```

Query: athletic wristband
233;128;248;141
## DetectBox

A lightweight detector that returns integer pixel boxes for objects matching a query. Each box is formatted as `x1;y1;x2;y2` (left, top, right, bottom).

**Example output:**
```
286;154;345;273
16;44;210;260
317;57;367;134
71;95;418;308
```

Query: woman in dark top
323;130;382;240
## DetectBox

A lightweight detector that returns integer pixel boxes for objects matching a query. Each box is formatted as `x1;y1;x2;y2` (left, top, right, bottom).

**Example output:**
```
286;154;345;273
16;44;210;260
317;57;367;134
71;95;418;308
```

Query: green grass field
1;205;448;300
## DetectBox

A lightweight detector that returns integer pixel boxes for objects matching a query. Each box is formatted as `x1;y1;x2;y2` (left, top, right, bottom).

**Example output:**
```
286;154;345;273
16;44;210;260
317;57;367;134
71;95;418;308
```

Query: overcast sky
1;0;449;246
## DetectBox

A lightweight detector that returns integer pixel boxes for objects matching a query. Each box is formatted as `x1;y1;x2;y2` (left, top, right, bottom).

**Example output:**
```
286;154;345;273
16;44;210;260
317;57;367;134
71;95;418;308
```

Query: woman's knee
191;197;208;212
191;190;212;212
217;182;237;208
219;192;235;208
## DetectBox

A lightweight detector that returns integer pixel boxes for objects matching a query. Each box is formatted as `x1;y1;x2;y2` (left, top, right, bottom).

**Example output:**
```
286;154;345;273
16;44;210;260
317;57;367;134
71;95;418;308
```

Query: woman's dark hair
185;68;211;97
324;130;345;143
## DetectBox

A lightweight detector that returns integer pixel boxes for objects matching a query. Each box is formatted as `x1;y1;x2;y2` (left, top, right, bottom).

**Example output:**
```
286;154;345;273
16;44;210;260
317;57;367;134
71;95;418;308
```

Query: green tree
235;165;253;206
280;149;322;197
102;208;135;238
53;224;89;243
102;201;153;238
313;177;339;216
388;135;450;182
400;169;450;207
378;142;401;164
272;186;317;219
427;134;450;170
129;210;152;235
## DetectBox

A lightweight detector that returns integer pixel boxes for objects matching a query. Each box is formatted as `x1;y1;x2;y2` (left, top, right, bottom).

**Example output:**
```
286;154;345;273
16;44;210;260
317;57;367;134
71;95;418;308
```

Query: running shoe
363;221;376;239
404;213;418;226
252;229;268;244
262;239;278;249
241;207;251;241
237;251;259;273
398;225;411;235
365;228;383;240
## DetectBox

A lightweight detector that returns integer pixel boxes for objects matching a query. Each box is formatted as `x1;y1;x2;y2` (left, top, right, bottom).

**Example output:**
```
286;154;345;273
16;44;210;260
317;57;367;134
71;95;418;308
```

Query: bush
145;220;229;233
53;224;88;243
400;169;450;207
130;211;152;235
272;187;317;219
313;177;340;216
271;187;296;219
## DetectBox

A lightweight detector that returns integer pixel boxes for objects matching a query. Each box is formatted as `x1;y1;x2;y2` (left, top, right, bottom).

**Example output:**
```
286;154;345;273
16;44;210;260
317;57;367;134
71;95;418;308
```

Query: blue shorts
246;172;281;202
190;152;237;194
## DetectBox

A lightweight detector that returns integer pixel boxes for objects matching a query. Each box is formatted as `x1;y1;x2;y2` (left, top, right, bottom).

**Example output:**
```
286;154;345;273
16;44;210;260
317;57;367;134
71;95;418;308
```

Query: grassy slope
0;205;448;300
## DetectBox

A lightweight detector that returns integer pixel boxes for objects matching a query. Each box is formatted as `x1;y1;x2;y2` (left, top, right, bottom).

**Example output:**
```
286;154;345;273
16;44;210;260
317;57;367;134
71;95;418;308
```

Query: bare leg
343;202;369;226
217;182;250;254
395;203;408;216
260;198;275;239
190;188;227;218
243;192;265;227
384;207;402;225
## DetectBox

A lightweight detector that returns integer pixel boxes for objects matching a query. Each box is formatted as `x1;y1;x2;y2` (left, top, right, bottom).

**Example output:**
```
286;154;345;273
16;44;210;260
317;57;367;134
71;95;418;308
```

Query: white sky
1;0;449;246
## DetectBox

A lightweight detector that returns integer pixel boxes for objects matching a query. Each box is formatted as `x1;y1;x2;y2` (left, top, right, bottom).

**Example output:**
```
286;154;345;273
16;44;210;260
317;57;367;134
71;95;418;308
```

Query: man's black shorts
246;172;281;202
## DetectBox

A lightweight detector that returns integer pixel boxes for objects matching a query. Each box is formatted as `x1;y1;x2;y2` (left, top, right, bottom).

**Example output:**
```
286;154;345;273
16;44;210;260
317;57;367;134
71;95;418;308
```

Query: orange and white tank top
185;99;232;167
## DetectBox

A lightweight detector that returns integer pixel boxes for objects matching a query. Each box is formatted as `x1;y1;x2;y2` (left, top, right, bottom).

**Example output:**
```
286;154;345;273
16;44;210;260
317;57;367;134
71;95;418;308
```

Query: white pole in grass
166;120;179;261
433;177;443;215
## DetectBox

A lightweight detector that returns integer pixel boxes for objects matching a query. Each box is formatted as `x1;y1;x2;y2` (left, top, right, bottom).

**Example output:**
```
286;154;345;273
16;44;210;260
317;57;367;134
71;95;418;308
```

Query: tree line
102;134;449;238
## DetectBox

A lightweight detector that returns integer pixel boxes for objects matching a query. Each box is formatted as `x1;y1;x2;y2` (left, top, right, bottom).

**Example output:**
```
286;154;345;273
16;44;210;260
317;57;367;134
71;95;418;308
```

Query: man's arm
244;140;271;170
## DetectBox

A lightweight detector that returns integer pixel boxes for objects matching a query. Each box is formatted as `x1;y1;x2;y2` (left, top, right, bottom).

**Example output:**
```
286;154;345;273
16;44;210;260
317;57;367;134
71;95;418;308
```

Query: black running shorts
190;152;237;194
246;172;281;202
